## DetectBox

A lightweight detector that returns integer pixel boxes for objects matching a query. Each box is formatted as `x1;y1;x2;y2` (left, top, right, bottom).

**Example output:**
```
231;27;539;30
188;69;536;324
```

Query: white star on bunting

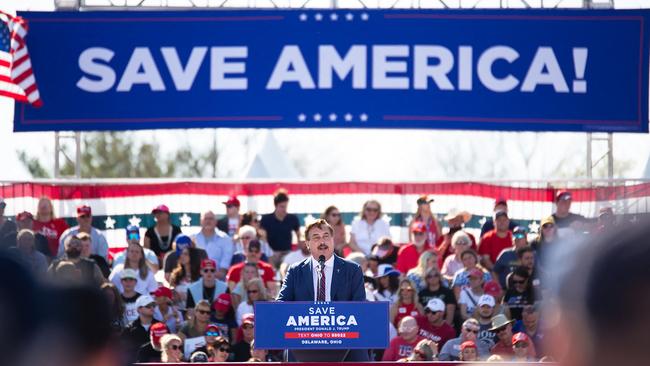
315;13;323;21
478;217;487;227
304;214;316;225
104;216;116;230
298;113;306;122
330;13;338;21
361;13;369;21
344;113;353;121
180;213;192;226
129;215;142;227
299;13;308;21
314;113;322;122
384;214;392;223
405;214;414;226
345;13;354;21
360;113;368;122
528;221;540;234
329;113;337;121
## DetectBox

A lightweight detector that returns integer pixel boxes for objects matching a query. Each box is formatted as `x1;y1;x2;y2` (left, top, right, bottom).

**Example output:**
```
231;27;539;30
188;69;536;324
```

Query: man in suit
277;219;369;361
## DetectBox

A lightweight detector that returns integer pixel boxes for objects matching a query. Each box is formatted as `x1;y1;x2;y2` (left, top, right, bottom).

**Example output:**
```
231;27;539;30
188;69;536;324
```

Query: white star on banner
314;113;322;122
528;221;540;234
315;13;323;21
345;13;354;21
180;213;192;226
329;113;337;121
359;113;368;121
384;214;392;224
330;13;338;21
405;214;414;226
361;13;369;21
299;13;308;21
104;216;116;230
344;113;353;121
298;113;306;122
478;217;487;227
303;214;316;225
129;215;142;228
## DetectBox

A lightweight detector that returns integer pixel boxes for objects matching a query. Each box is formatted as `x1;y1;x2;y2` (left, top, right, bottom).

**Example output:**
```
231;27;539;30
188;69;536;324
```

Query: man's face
495;215;510;232
246;245;262;263
76;214;92;228
80;238;92;257
121;278;136;292
496;324;512;342
226;205;239;217
275;201;288;215
556;198;572;214
307;225;334;261
494;203;508;213
522;307;539;326
17;218;33;230
513;341;529;358
413;231;427;246
521;252;535;269
195;305;211;321
202;266;217;281
398;319;419;340
242;322;255;340
425;309;444;324
514;236;527;248
461;253;476;268
478;305;493;318
138;302;155;317
201;212;217;230
462;325;479;341
65;238;82;259
447;216;463;229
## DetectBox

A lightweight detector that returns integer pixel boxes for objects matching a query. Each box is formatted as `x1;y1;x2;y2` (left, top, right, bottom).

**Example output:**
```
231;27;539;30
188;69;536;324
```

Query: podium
255;301;388;362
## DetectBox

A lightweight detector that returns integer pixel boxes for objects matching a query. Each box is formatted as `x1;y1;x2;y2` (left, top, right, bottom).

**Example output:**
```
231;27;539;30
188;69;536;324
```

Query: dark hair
100;282;125;326
515;246;534;259
240;211;259;226
376;273;400;293
273;189;289;206
170;247;202;286
460;249;479;262
511;266;530;279
321;206;343;228
305;219;334;241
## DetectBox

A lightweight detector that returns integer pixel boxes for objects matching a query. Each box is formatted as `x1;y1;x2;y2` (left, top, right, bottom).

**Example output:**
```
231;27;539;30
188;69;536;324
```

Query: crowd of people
0;188;620;364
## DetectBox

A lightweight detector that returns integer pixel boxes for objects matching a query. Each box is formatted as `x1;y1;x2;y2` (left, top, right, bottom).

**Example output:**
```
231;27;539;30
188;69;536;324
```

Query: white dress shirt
310;255;334;301
193;229;234;270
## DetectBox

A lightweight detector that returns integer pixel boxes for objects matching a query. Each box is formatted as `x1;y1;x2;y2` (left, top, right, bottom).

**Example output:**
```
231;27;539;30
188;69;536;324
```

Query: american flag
0;11;41;107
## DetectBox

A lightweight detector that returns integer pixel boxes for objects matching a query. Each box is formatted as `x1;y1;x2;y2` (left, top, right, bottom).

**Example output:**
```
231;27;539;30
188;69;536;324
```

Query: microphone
318;255;326;268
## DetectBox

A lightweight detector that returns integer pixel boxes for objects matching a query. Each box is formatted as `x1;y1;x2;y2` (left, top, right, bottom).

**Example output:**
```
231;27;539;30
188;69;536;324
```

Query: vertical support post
75;132;81;178
586;132;593;179
607;133;614;179
54;132;60;179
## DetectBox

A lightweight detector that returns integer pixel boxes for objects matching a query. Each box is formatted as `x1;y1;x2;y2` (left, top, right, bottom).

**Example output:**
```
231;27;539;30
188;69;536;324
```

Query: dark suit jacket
276;255;369;361
217;217;229;234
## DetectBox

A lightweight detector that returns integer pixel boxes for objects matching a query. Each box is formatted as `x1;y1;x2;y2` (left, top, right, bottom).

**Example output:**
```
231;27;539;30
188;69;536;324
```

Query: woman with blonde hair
109;241;158;294
236;278;267;325
321;205;348;256
389;278;425;327
179;300;212;340
160;334;183;363
349;200;391;255
406;250;438;292
409;195;442;245
32;196;69;258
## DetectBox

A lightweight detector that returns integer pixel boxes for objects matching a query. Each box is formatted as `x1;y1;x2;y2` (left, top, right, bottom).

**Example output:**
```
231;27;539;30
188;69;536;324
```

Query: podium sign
254;301;389;349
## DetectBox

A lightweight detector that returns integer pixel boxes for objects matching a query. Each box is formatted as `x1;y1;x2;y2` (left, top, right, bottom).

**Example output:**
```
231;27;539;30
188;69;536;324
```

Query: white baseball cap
478;294;496;308
135;294;155;309
425;298;445;312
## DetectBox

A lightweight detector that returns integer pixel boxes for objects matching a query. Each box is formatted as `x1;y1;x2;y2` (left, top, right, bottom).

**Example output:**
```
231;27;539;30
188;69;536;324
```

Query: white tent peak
243;131;301;179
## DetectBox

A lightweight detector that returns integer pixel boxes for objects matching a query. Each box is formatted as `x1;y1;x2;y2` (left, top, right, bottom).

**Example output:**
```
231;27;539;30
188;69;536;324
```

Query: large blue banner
15;9;650;132
254;301;389;349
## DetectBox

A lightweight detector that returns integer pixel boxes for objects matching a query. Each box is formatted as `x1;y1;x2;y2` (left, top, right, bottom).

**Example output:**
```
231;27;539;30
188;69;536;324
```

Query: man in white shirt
194;211;234;280
57;205;109;259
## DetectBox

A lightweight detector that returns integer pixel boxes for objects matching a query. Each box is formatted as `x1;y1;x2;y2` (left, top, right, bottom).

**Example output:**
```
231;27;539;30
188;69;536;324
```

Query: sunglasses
144;304;155;309
206;331;220;337
464;328;479;334
203;269;216;273
365;207;379;212
197;309;211;315
542;224;555;229
247;290;259;294
494;327;507;333
169;344;182;351
401;288;414;292
243;324;254;330
240;236;254;240
219;347;231;353
248;249;261;254
330;213;340;217
78;214;91;219
514;342;528;348
512;279;527;285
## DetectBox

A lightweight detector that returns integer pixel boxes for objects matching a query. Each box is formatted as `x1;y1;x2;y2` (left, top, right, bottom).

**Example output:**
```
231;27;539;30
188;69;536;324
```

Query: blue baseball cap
126;225;140;241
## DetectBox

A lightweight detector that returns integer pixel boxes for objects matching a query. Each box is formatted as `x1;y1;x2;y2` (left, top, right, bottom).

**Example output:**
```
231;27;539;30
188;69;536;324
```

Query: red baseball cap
223;196;240;207
212;293;232;312
152;286;173;300
206;323;220;333
77;205;92;217
149;323;169;346
512;332;530;345
494;198;508;208
412;222;427;233
201;259;217;270
556;190;572;202
152;204;170;214
16;211;34;221
483;280;502;297
469;268;484;278
460;340;476;351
